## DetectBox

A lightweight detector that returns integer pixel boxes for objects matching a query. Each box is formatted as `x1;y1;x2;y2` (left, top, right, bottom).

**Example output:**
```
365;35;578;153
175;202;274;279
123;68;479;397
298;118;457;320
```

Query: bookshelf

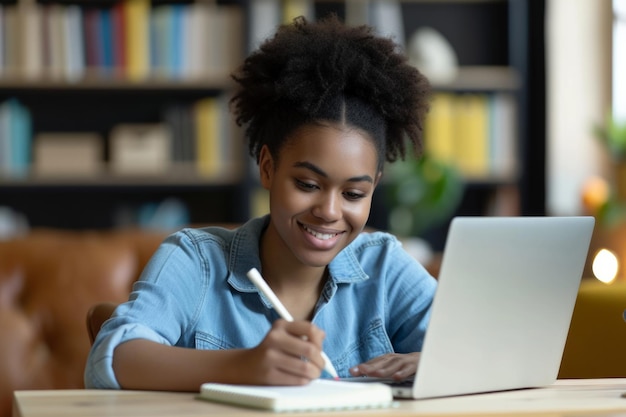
0;0;250;229
0;0;545;236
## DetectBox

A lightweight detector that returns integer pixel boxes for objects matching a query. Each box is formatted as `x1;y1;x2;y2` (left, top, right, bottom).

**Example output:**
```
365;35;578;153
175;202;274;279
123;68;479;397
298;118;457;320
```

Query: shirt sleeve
84;230;215;389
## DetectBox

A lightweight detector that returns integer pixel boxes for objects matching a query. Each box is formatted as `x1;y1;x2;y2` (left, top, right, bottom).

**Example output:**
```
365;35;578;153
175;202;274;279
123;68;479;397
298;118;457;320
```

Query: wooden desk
12;379;626;417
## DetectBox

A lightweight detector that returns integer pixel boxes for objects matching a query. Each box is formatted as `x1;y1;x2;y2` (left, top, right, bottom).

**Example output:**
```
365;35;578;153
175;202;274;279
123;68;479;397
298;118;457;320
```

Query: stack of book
0;0;244;81
424;92;518;180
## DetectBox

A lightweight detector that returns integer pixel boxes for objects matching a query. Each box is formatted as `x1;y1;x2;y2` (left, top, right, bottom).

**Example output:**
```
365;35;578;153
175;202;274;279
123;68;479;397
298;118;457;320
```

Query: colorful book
489;93;518;178
248;0;280;50
124;0;150;80
194;97;222;178
185;1;212;78
9;100;32;177
454;93;489;178
17;0;44;79
83;7;101;73
169;4;185;78
64;5;84;80
150;5;170;77
109;123;172;175
424;93;455;166
111;2;127;76
99;7;113;73
32;132;104;176
213;5;244;76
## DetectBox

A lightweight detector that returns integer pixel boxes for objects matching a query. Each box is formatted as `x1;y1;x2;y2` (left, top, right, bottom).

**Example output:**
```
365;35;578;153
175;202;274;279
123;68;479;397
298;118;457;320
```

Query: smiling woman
84;14;437;392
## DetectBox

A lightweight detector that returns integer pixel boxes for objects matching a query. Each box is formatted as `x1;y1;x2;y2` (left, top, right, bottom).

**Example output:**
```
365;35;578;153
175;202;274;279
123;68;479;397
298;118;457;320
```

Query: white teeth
303;225;337;240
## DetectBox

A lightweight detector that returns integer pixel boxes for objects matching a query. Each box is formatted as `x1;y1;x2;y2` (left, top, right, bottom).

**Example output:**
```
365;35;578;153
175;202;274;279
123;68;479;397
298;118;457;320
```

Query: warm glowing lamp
592;248;619;283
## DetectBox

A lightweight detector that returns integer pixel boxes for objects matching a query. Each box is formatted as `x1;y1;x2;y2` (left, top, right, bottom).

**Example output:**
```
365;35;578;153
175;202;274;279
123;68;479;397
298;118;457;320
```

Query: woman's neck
259;222;328;320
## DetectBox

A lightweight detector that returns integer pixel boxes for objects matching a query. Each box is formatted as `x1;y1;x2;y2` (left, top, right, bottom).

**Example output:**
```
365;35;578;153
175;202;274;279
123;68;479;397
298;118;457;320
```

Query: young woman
85;14;436;390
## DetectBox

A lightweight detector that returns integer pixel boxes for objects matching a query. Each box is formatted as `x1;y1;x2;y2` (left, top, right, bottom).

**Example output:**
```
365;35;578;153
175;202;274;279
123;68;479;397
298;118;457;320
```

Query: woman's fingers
249;319;326;384
350;352;421;380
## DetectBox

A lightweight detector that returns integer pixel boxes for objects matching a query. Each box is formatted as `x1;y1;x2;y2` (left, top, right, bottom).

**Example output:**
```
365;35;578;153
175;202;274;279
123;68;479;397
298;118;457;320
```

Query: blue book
10;101;32;177
150;5;169;76
169;4;184;78
99;7;113;72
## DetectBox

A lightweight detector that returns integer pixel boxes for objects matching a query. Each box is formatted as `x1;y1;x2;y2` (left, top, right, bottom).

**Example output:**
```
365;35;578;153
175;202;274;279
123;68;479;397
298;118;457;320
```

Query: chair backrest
86;302;118;345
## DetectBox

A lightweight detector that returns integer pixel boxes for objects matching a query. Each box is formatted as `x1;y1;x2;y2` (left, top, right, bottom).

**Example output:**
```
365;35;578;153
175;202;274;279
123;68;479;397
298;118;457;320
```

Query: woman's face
259;123;381;268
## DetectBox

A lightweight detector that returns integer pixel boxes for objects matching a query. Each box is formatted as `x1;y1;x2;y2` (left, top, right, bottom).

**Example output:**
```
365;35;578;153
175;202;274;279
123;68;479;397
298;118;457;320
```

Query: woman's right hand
242;319;327;385
112;319;328;390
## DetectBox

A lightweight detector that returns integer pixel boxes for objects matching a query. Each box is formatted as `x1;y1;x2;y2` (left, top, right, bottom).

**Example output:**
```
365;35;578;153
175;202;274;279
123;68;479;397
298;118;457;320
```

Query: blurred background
0;0;623;280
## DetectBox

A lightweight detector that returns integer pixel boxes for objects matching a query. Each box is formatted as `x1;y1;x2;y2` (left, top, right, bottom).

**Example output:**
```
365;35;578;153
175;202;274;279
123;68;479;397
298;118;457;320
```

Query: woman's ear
258;145;274;190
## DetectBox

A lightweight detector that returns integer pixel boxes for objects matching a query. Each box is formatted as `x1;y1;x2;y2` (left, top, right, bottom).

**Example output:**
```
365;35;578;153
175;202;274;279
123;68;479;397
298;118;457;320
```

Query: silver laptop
356;216;595;399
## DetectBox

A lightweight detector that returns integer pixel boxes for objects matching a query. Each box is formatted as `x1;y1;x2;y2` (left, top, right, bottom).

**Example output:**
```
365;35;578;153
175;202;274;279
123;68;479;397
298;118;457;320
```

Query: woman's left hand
349;352;420;380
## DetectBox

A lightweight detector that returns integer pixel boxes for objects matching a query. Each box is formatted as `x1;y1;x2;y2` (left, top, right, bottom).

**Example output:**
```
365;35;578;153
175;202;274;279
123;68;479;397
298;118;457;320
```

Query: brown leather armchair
0;228;167;417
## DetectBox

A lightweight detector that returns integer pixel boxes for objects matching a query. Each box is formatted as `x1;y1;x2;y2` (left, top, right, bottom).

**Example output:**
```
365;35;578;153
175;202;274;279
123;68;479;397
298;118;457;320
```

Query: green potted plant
593;112;626;225
384;152;464;238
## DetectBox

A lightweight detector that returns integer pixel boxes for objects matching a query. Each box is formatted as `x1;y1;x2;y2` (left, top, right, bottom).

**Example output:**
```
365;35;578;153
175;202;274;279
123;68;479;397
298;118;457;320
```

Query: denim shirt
84;215;437;388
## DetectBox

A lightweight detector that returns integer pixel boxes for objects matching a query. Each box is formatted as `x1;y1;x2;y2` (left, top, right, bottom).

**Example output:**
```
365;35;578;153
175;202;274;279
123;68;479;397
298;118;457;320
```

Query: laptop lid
410;216;594;399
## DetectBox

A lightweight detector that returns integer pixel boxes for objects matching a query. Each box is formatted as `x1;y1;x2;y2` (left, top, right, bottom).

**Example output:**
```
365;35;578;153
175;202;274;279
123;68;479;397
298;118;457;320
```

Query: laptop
352;216;595;399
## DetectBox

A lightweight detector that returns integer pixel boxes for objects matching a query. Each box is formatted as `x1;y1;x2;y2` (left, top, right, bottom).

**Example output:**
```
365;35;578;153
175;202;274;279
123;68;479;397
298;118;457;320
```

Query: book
424;93;455;166
8;100;32;178
185;1;213;79
17;0;43;79
489;92;518;178
0;99;32;178
82;7;101;74
248;0;280;50
111;2;127;76
212;5;244;76
198;379;394;412
64;5;84;80
194;97;222;178
454;93;489;178
109;123;172;175
2;5;19;77
124;0;150;80
99;7;113;73
33;132;103;176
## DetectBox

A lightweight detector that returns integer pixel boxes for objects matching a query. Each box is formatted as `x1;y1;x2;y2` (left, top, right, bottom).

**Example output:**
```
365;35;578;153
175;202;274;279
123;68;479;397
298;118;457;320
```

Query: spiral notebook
197;379;393;412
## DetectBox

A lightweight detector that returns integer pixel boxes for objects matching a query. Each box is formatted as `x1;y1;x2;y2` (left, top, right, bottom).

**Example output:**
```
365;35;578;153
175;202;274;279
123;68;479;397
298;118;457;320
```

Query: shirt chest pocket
195;330;245;350
332;318;394;377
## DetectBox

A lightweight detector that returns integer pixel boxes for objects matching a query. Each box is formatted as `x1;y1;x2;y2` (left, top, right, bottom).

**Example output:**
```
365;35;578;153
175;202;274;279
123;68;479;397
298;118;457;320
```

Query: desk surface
12;379;626;417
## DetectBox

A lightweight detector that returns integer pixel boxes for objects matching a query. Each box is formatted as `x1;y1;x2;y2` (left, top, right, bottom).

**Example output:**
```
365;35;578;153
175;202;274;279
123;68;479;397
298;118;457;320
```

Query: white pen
246;267;340;380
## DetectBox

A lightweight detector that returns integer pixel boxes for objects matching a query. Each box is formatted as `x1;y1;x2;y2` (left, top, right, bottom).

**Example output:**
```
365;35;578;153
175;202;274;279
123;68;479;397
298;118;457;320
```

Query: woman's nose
312;192;341;221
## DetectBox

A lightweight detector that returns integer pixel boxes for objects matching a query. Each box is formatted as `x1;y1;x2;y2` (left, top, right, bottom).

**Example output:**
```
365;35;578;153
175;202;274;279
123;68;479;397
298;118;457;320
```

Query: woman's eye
344;191;366;201
295;179;318;191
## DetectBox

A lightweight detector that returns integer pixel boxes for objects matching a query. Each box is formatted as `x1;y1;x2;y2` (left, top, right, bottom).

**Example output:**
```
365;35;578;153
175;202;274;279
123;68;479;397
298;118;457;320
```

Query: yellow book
453;94;489;178
124;0;150;80
194;97;222;178
424;93;455;166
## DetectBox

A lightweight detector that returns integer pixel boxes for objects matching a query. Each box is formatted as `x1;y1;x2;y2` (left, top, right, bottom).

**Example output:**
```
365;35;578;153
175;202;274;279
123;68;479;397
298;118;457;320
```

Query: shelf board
0;171;244;188
0;74;235;91
431;66;521;92
462;172;521;187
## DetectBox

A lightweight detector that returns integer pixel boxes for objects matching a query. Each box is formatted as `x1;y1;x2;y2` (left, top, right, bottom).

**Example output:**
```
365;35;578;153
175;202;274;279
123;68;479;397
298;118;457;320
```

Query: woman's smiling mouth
302;224;342;241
